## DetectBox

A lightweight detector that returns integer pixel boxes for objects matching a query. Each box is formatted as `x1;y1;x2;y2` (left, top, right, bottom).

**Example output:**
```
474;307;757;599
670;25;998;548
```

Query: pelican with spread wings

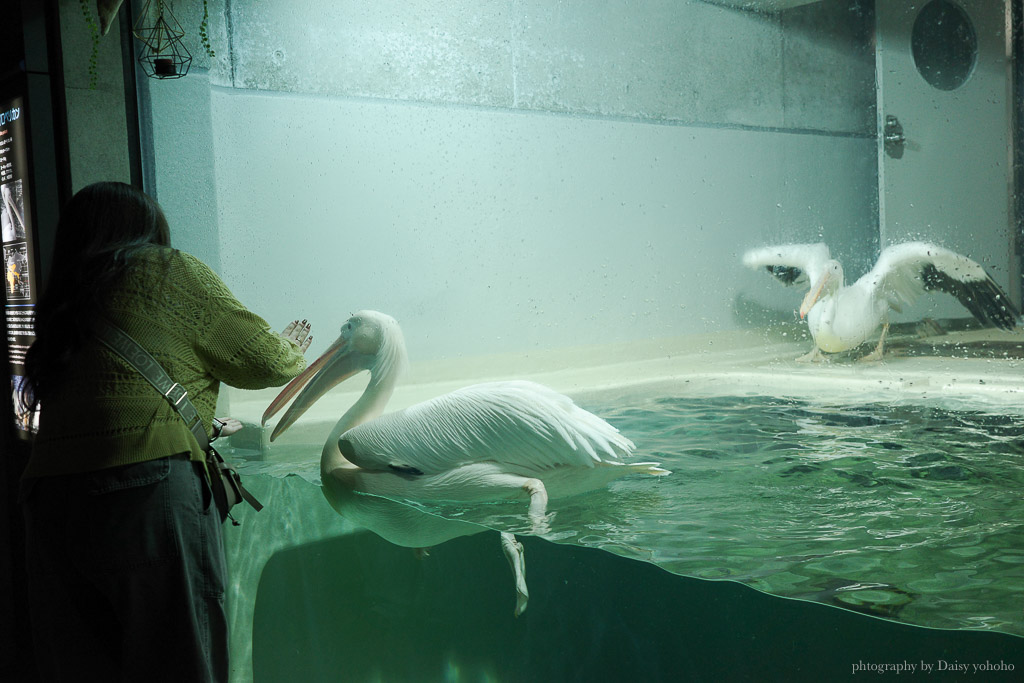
743;242;1020;361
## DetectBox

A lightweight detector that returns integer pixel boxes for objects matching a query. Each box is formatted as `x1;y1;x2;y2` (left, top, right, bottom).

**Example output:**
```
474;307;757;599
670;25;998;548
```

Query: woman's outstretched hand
212;417;243;438
281;319;313;353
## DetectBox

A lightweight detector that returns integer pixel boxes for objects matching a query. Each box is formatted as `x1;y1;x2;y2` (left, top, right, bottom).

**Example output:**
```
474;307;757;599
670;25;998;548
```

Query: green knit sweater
24;248;307;478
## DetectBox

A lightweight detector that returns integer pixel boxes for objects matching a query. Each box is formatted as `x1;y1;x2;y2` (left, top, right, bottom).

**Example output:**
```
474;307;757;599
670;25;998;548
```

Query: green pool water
235;392;1024;638
551;394;1024;635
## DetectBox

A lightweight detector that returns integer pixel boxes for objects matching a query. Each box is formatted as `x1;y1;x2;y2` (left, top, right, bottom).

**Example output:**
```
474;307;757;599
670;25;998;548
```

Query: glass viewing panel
133;1;1022;680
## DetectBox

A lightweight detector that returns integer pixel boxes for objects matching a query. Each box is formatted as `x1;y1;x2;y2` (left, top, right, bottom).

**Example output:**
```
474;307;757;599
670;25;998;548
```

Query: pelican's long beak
262;337;364;441
800;271;831;319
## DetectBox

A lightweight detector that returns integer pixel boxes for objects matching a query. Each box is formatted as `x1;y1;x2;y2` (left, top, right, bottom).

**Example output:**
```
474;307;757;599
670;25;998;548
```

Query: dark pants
21;454;228;683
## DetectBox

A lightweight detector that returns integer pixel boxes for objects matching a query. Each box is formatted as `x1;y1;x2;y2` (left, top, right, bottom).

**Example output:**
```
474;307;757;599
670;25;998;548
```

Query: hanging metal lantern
133;0;192;79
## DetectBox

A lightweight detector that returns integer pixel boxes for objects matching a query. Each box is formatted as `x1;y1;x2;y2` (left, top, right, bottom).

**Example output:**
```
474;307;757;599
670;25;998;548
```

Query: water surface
239;393;1024;636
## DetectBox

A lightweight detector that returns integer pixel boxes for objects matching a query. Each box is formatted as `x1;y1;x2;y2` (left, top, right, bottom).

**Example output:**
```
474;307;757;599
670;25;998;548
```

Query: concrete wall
138;0;878;364
201;0;875;135
59;0;132;191
204;90;875;360
141;72;222;270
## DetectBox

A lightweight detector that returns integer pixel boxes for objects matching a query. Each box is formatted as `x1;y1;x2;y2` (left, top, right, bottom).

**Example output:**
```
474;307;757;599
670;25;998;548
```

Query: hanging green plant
79;0;100;89
200;0;216;59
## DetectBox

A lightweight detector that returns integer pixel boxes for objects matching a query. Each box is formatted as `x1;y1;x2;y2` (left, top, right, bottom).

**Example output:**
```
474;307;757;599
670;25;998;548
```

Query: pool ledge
225;326;1024;441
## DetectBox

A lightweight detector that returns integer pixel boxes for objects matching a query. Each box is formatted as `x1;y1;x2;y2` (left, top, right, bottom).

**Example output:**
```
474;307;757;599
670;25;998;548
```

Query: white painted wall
203;89;874;363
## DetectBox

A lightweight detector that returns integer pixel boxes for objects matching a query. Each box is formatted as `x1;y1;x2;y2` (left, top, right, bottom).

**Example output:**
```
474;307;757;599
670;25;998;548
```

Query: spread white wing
863;242;1020;328
743;243;832;291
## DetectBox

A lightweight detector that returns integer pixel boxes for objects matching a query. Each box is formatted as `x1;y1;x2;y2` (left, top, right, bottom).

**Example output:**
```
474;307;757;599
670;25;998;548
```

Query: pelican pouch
95;319;263;525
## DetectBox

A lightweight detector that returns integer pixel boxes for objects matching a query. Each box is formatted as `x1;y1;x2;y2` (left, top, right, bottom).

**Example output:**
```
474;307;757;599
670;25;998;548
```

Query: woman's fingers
281;319;313;353
294;320;311;344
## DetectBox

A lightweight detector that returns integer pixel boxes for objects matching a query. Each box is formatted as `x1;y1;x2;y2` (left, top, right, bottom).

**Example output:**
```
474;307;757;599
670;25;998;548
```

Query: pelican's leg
858;323;889;363
796;346;826;363
500;532;529;617
471;470;552;534
523;478;549;531
443;466;552;534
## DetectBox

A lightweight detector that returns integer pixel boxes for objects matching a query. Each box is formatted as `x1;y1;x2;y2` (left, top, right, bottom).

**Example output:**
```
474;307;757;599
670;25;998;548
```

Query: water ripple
241;394;1024;636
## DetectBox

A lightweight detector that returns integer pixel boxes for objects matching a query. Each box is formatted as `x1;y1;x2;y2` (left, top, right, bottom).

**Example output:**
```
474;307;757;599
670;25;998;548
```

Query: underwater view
233;390;1024;633
539;392;1024;634
218;377;1024;681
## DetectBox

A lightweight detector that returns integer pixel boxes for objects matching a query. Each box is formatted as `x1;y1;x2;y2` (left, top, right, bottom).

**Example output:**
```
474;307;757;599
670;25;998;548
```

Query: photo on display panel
0;179;26;242
4;242;30;300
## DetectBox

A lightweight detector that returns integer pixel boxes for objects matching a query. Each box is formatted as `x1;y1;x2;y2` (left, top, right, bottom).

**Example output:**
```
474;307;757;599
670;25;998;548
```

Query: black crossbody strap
94;319;210;450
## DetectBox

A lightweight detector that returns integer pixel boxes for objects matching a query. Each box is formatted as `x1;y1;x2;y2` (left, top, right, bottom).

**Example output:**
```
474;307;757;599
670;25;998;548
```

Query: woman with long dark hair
20;182;312;682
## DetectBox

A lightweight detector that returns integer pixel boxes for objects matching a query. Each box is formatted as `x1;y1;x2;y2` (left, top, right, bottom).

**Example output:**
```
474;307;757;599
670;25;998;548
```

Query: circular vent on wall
912;0;978;91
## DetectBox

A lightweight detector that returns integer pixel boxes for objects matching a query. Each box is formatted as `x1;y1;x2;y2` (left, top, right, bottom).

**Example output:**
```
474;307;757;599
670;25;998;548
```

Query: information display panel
1;94;38;436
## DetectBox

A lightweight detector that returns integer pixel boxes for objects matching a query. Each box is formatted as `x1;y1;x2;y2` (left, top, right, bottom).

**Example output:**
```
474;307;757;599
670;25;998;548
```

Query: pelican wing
742;243;831;289
339;381;635;475
865;242;1020;330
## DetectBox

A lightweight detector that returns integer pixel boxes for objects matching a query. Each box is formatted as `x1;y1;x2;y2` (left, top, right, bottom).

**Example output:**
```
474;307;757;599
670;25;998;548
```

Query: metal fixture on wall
883;115;906;159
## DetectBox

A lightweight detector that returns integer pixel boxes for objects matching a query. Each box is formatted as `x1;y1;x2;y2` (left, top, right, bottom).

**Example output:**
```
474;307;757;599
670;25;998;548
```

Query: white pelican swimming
261;310;669;615
743;242;1020;361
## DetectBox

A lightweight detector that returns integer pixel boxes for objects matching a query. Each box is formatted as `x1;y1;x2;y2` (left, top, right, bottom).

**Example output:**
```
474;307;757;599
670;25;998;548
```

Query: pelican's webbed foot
500;532;529;617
